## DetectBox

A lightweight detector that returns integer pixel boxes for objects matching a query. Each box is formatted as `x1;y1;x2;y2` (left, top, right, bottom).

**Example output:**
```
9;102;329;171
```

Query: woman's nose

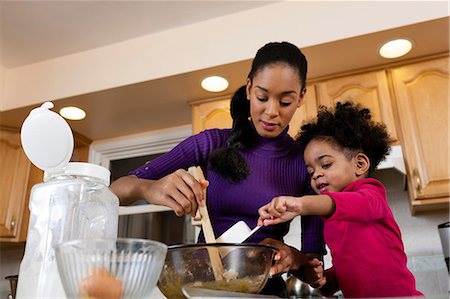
265;100;279;117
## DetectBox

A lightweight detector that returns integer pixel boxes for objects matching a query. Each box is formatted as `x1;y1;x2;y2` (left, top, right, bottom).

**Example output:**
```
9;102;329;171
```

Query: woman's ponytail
209;86;251;182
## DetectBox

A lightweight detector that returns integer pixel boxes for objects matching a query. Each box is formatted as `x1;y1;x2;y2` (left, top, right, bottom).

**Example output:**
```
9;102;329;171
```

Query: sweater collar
248;125;296;156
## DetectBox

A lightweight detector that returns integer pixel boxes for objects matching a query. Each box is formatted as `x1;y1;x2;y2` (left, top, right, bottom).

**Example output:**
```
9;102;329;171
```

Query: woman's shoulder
189;128;231;148
195;128;231;140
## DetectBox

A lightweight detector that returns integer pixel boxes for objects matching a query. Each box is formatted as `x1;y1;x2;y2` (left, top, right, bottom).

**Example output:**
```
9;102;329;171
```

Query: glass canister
16;102;119;299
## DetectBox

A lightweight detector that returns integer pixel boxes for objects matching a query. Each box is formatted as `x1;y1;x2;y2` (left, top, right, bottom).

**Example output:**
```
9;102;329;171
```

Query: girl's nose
312;171;323;180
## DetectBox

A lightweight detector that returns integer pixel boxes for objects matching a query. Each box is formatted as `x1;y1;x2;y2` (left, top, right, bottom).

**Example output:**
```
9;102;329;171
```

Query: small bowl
55;238;167;299
157;243;277;298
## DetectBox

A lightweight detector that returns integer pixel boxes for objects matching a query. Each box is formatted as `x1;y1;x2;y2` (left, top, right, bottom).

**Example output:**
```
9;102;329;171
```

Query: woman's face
246;63;304;138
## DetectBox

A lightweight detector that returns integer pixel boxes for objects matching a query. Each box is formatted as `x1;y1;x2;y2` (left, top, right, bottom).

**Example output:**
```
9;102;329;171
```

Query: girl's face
246;63;304;138
304;139;368;194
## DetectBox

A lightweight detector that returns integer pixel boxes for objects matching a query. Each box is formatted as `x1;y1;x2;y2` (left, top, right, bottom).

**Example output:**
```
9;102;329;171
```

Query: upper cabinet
389;57;449;213
191;96;232;134
189;56;449;214
316;71;398;143
190;85;318;137
0;127;43;242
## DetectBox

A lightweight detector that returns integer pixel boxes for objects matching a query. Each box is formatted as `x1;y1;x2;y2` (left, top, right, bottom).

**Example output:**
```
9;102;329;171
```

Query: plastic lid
44;162;111;186
21;102;74;174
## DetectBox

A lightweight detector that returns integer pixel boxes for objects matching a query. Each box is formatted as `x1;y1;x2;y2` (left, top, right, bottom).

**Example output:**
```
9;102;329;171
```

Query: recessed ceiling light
201;76;229;92
379;38;413;59
59;106;86;120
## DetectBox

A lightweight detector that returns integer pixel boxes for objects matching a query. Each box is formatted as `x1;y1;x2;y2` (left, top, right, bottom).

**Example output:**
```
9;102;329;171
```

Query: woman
110;41;326;295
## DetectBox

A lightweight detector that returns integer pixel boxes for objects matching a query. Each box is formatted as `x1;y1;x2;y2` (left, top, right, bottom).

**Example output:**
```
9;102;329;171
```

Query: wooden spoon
188;166;224;281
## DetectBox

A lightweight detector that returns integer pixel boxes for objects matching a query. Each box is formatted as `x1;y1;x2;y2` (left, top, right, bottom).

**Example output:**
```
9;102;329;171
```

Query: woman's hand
110;169;208;216
146;169;210;216
259;238;296;276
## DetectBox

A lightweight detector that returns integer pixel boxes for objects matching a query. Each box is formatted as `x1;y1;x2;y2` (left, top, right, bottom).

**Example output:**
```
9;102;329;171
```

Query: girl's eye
322;163;332;169
280;101;292;107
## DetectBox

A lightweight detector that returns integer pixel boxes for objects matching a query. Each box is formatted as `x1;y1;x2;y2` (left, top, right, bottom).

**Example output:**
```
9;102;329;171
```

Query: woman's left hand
259;238;295;276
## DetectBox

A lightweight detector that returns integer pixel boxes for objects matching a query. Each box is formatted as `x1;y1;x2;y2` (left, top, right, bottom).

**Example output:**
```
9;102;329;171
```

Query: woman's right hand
146;169;208;216
110;169;207;216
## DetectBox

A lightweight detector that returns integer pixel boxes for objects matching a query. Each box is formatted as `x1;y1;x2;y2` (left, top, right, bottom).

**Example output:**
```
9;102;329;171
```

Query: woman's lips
260;120;277;131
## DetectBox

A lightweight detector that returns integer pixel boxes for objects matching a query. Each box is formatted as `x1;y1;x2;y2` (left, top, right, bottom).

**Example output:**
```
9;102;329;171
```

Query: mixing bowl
157;243;277;298
55;238;167;299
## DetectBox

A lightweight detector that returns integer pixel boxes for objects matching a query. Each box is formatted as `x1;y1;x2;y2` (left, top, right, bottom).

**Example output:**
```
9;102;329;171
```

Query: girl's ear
355;153;370;176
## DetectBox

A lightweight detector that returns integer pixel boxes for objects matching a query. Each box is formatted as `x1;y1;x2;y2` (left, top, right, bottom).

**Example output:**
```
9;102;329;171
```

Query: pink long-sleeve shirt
322;178;423;298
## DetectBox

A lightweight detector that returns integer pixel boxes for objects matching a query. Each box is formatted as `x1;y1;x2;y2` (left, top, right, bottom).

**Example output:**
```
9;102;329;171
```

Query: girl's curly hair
297;101;392;174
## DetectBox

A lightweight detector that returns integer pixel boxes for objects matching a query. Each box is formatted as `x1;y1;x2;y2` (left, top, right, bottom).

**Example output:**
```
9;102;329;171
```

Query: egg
80;268;122;299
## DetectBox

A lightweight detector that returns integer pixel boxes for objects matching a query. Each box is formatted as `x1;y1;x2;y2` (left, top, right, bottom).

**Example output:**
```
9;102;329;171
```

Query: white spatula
216;221;261;244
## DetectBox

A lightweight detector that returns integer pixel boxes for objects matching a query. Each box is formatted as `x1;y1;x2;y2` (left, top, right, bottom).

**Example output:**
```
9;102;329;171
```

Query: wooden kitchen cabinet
316;71;398;143
0;126;43;242
191;96;232;134
72;131;92;162
190;85;318;137
389;57;449;213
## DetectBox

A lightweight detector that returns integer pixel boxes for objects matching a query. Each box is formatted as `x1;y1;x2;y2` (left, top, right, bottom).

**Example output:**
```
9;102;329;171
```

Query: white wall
1;1;447;111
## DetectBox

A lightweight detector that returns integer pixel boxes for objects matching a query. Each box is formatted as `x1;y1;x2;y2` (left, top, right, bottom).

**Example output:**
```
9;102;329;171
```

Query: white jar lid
21;102;74;174
44;162;111;186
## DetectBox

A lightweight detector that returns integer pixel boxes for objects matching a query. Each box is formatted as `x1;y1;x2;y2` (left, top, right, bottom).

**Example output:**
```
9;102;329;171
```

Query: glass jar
16;162;119;298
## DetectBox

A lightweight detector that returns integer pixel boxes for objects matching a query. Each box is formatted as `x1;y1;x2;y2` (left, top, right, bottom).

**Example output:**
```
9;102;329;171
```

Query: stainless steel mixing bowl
157;243;277;298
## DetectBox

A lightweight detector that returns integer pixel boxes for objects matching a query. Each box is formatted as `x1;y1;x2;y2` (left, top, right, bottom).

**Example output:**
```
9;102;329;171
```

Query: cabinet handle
412;168;422;193
10;216;16;231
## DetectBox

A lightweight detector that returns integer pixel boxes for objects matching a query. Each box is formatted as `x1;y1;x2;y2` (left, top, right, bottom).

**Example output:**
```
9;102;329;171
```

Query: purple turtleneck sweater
130;128;325;253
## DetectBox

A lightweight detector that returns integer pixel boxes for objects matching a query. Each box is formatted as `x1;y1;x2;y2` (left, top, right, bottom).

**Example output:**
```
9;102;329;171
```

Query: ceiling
1;1;277;68
0;2;448;142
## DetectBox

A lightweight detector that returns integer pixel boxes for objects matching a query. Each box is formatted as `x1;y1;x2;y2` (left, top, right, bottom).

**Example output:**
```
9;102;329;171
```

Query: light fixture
201;76;229;92
379;38;413;59
59;106;86;120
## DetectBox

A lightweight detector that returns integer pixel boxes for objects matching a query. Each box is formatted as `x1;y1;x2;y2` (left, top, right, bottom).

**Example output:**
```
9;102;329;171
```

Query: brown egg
80;268;122;299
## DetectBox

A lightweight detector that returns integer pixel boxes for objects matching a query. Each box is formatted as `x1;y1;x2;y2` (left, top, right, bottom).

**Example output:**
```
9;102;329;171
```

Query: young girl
258;101;423;298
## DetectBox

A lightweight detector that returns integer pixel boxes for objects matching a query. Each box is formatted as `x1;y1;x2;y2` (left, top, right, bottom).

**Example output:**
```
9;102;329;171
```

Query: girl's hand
257;196;302;226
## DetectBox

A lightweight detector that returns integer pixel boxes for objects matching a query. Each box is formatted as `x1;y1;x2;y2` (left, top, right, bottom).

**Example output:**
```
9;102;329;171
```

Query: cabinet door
0;129;31;239
316;71;398;142
390;57;449;212
191;97;232;134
